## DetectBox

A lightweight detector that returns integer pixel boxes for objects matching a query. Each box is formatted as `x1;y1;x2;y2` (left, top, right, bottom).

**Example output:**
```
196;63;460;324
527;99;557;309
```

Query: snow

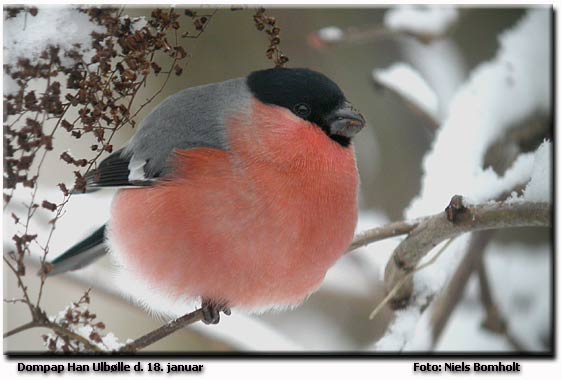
4;7;552;353
120;15;148;32
521;141;552;202
383;5;466;119
435;303;512;352
48;304;127;351
316;26;344;42
436;242;551;351
384;5;459;37
3;73;19;96
3;6;105;69
414;235;470;297
374;9;552;351
397;38;467;120
484;242;551;350
373;62;439;119
376;236;552;353
407;9;551;218
375;307;421;351
374;235;471;351
74;325;95;340
76;326;126;351
131;17;148;32
101;333;127;350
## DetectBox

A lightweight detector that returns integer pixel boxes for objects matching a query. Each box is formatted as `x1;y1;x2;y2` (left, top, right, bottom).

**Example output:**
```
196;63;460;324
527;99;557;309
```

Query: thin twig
3;321;41;338
308;24;398;49
308;22;454;51
3;256;35;316
182;9;217;39
347;219;420;252
120;308;206;352
369;237;456;320
476;256;526;351
430;230;494;347
3;318;103;352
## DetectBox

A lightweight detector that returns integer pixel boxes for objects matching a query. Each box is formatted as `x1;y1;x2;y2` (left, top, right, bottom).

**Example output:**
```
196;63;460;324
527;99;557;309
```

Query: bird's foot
201;298;231;325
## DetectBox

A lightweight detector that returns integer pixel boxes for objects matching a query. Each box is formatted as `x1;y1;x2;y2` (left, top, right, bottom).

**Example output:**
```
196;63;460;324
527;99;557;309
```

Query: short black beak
325;101;365;139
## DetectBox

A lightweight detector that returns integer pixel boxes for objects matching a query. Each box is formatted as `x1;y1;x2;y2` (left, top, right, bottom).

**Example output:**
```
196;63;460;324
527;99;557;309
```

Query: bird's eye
293;103;311;117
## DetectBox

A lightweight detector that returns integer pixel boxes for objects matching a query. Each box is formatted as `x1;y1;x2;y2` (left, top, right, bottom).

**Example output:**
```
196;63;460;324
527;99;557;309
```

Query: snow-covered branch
383;196;550;308
373;8;551;352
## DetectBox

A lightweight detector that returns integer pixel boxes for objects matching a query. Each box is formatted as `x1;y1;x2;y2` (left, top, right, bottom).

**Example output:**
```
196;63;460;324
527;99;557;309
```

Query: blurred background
3;6;552;352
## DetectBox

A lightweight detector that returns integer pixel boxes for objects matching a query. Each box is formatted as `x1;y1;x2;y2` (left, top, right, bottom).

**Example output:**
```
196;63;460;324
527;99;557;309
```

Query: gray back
122;77;252;179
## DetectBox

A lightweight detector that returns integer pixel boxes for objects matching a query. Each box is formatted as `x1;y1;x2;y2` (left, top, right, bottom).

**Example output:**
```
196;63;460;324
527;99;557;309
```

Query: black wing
81;149;154;192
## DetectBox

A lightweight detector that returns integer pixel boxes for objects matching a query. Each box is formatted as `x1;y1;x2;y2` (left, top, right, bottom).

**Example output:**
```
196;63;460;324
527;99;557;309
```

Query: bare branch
307;24;430;50
430;230;494;347
307;11;464;51
476;256;526;351
347;219;419;252
3;321;41;338
3;318;103;352
120;308;206;352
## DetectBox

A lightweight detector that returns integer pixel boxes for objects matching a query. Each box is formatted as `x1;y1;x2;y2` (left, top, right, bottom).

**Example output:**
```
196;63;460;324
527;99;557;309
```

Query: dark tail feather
46;225;108;276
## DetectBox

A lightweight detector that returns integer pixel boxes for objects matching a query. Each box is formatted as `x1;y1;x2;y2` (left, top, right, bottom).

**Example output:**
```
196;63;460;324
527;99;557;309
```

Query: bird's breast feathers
108;99;359;313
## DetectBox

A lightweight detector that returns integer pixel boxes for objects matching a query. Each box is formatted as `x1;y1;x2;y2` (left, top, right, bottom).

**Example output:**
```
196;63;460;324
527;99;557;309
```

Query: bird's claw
201;298;231;325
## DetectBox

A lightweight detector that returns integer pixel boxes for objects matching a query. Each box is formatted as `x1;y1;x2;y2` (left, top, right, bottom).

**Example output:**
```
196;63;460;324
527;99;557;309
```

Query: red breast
109;99;359;311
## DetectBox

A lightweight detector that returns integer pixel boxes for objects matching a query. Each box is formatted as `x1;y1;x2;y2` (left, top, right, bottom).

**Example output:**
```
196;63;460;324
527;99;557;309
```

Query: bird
47;67;365;324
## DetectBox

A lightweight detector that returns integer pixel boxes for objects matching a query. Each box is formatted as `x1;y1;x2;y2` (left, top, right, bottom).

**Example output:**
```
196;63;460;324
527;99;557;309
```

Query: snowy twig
383;195;551;309
430;117;546;348
374;9;551;351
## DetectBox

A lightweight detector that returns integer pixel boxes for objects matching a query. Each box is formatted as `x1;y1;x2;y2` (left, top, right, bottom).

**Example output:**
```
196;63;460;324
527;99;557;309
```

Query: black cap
247;68;356;146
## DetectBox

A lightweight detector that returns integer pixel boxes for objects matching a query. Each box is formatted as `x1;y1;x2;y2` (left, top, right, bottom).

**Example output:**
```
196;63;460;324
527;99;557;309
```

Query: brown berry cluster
4;7;193;201
3;5;200;301
42;290;112;352
253;8;289;68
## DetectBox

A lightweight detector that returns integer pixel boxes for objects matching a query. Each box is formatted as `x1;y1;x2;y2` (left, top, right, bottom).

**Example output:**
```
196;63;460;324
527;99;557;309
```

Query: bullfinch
48;68;365;324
